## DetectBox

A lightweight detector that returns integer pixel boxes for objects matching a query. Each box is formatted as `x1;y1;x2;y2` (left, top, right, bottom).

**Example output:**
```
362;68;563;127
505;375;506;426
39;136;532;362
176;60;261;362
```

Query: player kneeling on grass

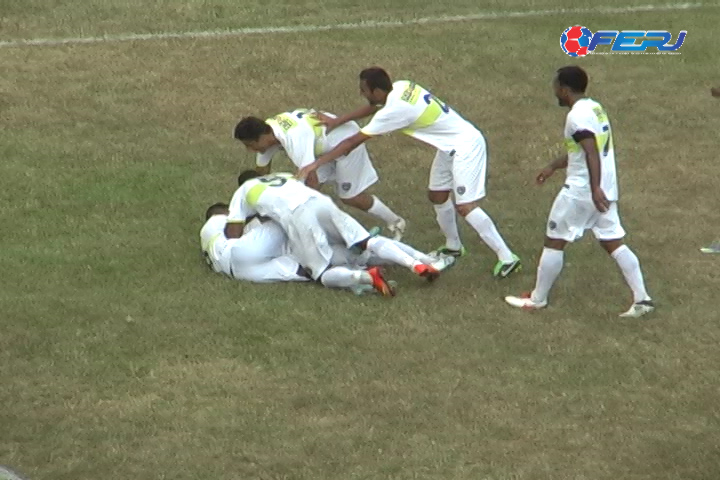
224;171;448;296
504;66;654;318
201;202;454;294
233;109;406;240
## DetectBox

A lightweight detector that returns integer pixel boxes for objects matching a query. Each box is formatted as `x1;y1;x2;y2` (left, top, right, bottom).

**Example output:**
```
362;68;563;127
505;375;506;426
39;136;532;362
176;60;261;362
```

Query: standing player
504;66;654;317
296;67;520;278
233;108;406;240
224;171;442;296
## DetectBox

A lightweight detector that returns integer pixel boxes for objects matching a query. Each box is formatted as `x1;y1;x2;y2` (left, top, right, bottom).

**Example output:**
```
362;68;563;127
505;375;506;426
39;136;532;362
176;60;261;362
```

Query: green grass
2;2;720;479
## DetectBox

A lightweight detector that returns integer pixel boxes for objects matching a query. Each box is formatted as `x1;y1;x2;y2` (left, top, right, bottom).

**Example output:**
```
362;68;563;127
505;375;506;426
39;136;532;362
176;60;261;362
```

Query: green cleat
493;254;522;278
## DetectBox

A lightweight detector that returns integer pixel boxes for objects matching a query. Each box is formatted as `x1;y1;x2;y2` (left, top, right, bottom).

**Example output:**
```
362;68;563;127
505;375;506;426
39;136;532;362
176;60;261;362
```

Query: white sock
611;245;651;303
320;267;371;289
531;247;564;303
367;196;402;225
464;208;514;263
390;239;436;264
366;236;419;269
433;199;462;250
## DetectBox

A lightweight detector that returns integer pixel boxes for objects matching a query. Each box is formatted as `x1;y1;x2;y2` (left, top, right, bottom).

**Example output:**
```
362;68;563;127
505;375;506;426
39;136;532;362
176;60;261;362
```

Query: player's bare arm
304;170;320;190
537;154;568;185
224;222;245;239
256;162;272;176
575;132;610;212
313;104;380;132
297;131;371;179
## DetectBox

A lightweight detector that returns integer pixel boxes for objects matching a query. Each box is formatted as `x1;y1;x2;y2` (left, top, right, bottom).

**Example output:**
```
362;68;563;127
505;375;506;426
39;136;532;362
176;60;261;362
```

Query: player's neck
566;94;586;108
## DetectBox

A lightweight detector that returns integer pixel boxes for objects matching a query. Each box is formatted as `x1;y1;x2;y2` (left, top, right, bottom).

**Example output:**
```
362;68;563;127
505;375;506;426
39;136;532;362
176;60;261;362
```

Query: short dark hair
556;66;588;93
205;202;229;220
233;117;272;142
238;169;260;186
359;67;393;92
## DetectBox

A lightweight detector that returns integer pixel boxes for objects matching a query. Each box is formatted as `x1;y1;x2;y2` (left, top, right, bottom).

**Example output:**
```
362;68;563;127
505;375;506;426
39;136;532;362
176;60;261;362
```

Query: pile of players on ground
200;66;654;317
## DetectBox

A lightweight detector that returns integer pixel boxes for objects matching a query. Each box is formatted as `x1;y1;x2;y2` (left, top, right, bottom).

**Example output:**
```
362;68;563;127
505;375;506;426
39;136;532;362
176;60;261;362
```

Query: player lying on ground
200;203;454;294
233;108;406;240
504;66;654;318
296;67;520;278
223;171;447;296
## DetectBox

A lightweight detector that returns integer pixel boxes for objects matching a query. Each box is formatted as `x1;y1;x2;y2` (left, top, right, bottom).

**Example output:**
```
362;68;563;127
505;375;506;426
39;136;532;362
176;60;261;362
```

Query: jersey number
601;125;612;157
259;175;288;187
423;93;450;113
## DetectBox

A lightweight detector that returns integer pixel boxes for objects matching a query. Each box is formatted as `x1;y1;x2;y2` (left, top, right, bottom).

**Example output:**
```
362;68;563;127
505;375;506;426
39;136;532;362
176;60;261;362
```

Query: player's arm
314;104;381;131
536;154;568;184
255;150;275;175
575;131;610;212
256;161;271;176
224;221;244;239
297;131;371;180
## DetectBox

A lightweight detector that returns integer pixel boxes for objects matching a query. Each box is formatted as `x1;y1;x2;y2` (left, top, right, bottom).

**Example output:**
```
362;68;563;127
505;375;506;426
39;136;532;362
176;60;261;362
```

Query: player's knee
428;190;450;204
544;236;567;250
600;238;624;255
454;202;477;217
341;193;372;211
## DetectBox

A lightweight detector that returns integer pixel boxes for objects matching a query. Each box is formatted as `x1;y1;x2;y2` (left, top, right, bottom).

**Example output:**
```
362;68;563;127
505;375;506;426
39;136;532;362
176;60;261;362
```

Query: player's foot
388;218;406;241
429;255;456;272
351;280;398;296
619;299;655;318
429;245;467;258
413;263;441;282
493;254;522;279
505;292;548;310
700;241;720;253
366;267;396;297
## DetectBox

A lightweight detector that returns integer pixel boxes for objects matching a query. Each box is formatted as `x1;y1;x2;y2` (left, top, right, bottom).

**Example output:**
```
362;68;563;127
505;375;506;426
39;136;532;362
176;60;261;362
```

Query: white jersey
256;109;362;184
227;173;322;227
361;80;482;153
563;98;618;201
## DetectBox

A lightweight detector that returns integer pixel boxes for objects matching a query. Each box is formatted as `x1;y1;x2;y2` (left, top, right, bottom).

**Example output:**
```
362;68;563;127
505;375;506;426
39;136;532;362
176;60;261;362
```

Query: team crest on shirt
549;220;557;230
456;186;466;195
341;182;352;192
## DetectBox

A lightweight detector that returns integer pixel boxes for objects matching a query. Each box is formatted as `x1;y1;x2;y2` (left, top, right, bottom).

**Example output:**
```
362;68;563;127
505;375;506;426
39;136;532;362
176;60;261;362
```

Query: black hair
233;117;273;141
237;169;260;186
359;67;393;92
556;66;588;93
205;202;229;220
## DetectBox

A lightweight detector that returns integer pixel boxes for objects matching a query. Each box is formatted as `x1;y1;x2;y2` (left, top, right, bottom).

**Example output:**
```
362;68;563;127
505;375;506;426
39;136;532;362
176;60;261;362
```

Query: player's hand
711;87;720;98
592;187;610;213
536;166;555;185
297;162;318;181
313;112;342;132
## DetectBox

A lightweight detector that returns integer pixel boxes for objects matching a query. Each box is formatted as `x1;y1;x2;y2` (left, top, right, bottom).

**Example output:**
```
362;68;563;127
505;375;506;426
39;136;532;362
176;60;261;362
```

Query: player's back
241;173;323;223
200;214;229;272
564;98;618;201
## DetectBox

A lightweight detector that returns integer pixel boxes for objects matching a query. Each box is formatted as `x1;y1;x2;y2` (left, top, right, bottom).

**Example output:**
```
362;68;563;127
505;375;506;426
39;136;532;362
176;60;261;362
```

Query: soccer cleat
413;263;441;282
351;280;398;296
505;292;548;310
700;241;720;254
619;299;655;318
429;255;456;272
388;218;407;241
493;254;522;278
429;245;467;258
366;267;396;297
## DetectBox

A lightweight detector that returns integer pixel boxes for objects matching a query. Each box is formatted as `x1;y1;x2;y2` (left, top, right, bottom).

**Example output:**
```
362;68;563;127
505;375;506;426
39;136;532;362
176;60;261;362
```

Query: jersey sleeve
360;100;417;136
226;185;256;224
566;106;597;135
256;147;278;167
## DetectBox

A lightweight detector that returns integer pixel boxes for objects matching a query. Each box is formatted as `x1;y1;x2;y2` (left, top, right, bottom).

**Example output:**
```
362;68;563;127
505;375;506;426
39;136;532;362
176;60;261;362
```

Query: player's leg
317;197;440;281
319;265;395;297
360;236;457;272
428;150;464;256
505;189;590;309
335;144;406;240
284;201;337;281
594;204;654;317
229;254;311;283
451;138;519;277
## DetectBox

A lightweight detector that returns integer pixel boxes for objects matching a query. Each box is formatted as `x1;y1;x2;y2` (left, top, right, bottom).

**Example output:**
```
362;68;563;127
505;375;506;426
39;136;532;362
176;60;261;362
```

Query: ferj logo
560;25;686;56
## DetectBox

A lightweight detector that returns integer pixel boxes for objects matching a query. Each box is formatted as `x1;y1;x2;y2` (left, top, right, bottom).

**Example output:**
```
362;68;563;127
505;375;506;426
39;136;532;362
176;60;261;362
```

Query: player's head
554;66;588;107
205;202;229;220
359;67;393;105
233;117;276;153
238;169;260;187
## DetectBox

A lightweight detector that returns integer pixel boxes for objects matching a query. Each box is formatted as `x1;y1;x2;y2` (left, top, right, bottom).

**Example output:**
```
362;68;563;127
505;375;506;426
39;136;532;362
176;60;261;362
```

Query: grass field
2;1;720;479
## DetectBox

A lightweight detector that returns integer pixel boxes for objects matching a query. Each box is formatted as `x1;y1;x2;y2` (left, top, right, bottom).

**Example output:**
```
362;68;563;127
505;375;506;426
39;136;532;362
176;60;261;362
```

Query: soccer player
504;66;654;317
233;108;406;240
224;171;442;296
295;67;521;278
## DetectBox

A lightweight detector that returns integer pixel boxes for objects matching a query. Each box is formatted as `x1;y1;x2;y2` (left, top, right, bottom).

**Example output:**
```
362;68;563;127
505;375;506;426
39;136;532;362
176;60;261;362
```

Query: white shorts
323;122;379;199
230;255;309;283
546;187;626;242
285;196;370;279
428;135;487;204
